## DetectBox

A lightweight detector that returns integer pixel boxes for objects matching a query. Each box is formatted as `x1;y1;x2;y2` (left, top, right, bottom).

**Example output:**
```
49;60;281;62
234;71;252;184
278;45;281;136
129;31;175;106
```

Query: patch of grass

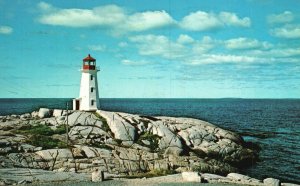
54;125;68;134
126;169;176;179
16;124;68;136
16;124;55;136
137;132;161;152
26;135;68;149
15;124;69;149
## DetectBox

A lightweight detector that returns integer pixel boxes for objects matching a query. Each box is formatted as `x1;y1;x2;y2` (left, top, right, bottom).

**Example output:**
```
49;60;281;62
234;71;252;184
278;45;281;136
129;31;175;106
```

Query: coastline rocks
35;149;73;160
264;178;280;186
227;173;261;185
38;108;52;118
31;111;39;118
181;172;202;182
98;111;136;143
20;113;31;120
53;109;63;117
0;108;264;185
92;169;104;182
0;168;89;184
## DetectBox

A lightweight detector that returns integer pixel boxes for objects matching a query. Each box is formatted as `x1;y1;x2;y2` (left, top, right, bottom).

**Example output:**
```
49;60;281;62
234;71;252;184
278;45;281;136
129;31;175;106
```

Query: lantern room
83;54;96;70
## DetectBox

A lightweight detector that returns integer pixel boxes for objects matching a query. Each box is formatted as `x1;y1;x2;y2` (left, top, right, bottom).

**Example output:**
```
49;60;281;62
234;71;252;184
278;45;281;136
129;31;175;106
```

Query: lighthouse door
76;100;80;110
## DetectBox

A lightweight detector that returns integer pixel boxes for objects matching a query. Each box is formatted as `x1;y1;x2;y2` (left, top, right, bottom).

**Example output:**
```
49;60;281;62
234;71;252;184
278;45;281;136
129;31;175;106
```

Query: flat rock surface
0;168;89;184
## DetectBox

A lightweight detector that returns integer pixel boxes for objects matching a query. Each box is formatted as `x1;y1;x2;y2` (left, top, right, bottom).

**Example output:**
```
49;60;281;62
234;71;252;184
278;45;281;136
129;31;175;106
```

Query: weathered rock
227;173;261;185
91;169;104;182
0;168;89;184
182;172;202;182
35;149;73;160
75;146;112;158
164;147;183;156
20;113;31;120
19;144;36;153
53;109;63;117
151;121;183;150
0;108;263;183
31;111;39;118
201;173;230;183
98;110;136;142
67;111;103;127
38;108;52;118
264;178;280;186
69;126;108;140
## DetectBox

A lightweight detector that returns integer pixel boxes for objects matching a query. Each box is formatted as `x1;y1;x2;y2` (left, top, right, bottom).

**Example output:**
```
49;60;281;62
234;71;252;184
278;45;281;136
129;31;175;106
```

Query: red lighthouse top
82;54;96;70
83;54;96;62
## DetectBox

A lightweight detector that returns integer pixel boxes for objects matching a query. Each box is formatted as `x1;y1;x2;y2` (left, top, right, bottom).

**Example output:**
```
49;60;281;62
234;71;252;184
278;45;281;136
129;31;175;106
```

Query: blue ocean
0;98;299;183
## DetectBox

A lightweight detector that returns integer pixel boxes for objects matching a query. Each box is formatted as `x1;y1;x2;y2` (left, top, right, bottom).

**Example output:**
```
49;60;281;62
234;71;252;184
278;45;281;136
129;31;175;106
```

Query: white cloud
270;24;300;39
225;37;272;50
177;34;194;44
88;44;106;51
180;11;222;31
267;11;294;24
129;34;221;60
38;3;252;33
219;12;251;27
39;4;125;27
37;1;54;12
249;47;300;58
127;33;300;66
38;2;174;33
121;59;150;66
125;11;175;32
186;54;257;65
0;26;13;34
180;11;250;31
129;34;186;59
192;36;216;54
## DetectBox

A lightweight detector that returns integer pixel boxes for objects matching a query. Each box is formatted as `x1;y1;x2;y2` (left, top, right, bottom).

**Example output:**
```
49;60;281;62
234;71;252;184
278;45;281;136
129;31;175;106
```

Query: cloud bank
37;2;250;34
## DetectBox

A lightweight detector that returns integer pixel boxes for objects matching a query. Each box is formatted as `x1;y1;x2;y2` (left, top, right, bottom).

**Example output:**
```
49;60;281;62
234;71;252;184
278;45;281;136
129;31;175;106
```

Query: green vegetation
137;131;161;152
16;124;67;135
125;169;176;179
54;125;68;135
26;135;68;149
15;124;68;149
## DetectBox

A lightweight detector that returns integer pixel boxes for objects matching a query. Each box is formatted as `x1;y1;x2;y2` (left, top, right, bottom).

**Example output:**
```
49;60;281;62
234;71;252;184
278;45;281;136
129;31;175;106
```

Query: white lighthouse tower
73;54;100;111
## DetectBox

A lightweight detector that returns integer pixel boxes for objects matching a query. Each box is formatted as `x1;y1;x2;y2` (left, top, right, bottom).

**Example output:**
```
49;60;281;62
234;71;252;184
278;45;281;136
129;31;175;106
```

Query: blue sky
0;0;300;98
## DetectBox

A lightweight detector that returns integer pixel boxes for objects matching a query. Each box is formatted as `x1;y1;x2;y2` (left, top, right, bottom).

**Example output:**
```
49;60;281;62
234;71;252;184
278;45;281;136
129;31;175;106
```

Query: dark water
0;98;299;183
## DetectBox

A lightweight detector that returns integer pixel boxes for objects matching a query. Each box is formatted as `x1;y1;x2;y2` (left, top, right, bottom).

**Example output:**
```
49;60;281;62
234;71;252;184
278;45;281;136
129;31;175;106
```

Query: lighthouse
73;54;100;111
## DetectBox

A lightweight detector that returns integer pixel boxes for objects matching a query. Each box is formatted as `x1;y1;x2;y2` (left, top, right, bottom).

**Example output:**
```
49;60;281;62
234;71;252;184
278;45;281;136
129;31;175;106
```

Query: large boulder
67;111;102;127
53;109;63;117
182;172;202;182
98;110;136;142
35;149;73;161
264;178;280;186
38;108;52;118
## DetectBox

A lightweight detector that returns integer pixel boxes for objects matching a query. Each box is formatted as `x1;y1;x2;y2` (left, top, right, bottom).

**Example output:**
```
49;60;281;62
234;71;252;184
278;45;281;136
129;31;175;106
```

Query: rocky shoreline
0;108;296;185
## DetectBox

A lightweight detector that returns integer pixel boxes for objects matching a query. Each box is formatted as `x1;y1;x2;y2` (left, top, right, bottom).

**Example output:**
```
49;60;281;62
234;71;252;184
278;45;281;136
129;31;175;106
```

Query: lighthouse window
91;100;94;106
91;87;94;92
90;75;93;81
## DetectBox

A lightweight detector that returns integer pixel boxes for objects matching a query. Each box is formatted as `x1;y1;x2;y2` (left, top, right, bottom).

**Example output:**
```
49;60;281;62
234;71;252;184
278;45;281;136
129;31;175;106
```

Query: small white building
73;54;100;111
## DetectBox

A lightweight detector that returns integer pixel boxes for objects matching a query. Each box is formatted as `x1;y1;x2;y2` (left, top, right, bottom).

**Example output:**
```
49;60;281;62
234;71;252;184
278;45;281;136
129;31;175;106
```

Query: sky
0;0;300;98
